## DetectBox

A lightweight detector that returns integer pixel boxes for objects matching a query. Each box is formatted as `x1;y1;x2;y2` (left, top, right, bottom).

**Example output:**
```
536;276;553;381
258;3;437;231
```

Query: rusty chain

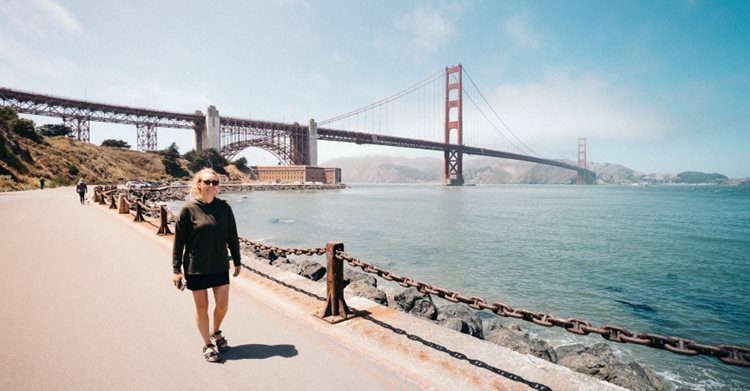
335;250;750;368
93;188;749;368
239;238;327;257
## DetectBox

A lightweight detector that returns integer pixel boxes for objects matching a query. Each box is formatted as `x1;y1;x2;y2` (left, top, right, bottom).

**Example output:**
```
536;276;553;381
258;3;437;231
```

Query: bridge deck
0;188;619;390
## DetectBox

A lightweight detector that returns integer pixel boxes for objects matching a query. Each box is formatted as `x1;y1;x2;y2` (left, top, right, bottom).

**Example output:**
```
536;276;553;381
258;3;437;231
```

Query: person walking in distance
75;178;87;204
172;168;242;362
40;177;45;190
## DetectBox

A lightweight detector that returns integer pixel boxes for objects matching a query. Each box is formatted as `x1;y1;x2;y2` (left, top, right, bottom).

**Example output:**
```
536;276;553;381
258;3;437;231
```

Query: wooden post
98;191;107;205
118;195;129;214
157;205;173;235
93;189;101;203
316;241;355;323
133;202;145;222
108;194;117;209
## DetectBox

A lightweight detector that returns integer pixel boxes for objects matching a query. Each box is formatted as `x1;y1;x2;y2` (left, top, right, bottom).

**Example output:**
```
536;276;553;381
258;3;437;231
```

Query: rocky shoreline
245;246;670;391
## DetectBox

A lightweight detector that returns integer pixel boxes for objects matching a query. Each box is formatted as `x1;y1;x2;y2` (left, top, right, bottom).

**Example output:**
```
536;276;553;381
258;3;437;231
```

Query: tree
38;124;73;137
101;139;131;148
233;157;248;170
0;106;17;127
160;142;188;177
183;148;227;174
13;119;42;143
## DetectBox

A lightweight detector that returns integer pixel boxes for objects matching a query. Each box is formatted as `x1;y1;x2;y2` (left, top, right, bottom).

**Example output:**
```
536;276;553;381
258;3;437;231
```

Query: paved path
1;187;625;391
0;187;419;390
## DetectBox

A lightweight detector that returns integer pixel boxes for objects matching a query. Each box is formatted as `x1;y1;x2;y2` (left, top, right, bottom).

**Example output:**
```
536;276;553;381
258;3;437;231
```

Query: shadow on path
360;313;554;391
241;262;553;390
222;344;298;361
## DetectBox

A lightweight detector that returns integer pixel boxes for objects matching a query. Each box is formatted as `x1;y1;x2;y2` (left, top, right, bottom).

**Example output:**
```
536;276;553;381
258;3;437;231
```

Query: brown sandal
203;343;220;362
212;330;229;352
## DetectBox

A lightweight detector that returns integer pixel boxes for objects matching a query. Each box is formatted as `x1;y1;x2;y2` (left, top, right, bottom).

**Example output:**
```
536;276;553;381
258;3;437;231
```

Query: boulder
255;249;279;262
294;259;326;281
345;280;388;306
394;287;437;320
269;255;290;266
436;304;483;339
482;320;556;362
556;343;667;391
343;269;377;288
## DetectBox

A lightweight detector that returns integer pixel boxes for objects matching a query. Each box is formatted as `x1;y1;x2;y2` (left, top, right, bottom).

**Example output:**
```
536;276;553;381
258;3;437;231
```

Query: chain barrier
335;250;749;368
94;192;749;369
239;238;327;257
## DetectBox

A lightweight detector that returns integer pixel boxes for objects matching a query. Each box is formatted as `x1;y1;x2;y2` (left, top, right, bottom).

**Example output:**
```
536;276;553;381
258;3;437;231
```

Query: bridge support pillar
63;116;90;143
308;119;318;166
204;105;221;152
136;124;157;152
576;137;589;185
192;111;204;152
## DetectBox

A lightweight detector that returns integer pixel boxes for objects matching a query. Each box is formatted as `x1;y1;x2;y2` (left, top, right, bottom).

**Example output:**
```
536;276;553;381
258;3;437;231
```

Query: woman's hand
172;273;183;288
233;265;241;277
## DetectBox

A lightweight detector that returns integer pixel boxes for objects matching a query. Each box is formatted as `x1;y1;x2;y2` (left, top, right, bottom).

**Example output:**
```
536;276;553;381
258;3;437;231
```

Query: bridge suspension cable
319;70;443;127
461;66;540;157
319;66;542;159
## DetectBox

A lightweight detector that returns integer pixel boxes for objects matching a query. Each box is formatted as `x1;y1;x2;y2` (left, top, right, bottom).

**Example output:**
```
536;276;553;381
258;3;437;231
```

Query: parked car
125;180;147;189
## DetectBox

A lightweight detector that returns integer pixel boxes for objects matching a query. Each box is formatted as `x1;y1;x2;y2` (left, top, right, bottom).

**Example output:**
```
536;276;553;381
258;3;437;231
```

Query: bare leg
212;284;230;334
192;289;211;346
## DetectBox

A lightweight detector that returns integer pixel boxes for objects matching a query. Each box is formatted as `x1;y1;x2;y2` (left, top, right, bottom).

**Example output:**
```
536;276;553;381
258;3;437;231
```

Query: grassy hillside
0;111;185;191
0;136;178;191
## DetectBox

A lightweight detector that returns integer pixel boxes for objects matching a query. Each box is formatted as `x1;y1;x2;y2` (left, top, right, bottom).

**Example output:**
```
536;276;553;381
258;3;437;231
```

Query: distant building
256;165;341;184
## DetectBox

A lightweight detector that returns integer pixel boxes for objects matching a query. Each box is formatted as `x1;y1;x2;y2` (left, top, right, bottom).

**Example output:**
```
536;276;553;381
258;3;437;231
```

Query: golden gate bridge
0;64;596;185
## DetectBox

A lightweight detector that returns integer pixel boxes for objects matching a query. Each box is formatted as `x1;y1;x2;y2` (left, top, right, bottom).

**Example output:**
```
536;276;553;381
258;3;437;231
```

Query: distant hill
321;155;735;185
675;171;728;184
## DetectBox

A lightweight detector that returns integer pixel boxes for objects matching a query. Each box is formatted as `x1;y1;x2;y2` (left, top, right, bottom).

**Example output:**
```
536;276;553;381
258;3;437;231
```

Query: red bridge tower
444;64;464;186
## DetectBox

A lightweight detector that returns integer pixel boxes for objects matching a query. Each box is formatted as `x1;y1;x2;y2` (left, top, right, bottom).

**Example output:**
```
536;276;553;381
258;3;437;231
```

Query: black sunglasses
202;179;220;186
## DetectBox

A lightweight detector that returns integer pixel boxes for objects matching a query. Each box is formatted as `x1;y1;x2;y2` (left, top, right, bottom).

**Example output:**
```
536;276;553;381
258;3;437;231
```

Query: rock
482;319;556;362
556;343;667;391
436;304;483;339
343;269;377;288
269;255;290;266
276;259;298;272
440;318;467;334
345;280;388;306
481;318;505;333
294;259;326;281
255;249;279;262
393;287;437;320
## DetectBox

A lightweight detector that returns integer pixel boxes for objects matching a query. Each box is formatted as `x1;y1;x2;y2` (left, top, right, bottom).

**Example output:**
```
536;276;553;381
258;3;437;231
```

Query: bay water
201;184;749;390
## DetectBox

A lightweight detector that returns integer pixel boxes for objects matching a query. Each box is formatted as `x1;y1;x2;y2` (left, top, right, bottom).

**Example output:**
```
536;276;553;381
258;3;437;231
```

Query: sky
1;0;748;177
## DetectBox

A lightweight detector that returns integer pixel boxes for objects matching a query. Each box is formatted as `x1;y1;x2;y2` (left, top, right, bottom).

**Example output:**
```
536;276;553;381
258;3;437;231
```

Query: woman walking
172;168;242;362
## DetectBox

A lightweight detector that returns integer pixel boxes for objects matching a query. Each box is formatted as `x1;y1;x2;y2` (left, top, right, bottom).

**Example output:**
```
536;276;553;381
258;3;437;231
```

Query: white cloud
396;5;455;52
485;69;677;146
2;0;82;36
34;0;82;34
503;9;541;49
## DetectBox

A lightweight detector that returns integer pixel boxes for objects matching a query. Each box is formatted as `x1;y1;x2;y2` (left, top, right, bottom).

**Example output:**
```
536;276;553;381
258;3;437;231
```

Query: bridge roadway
1;86;595;178
0;187;622;390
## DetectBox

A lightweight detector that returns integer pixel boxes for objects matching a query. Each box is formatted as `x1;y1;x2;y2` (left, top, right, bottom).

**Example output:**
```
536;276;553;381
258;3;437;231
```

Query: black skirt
186;271;229;291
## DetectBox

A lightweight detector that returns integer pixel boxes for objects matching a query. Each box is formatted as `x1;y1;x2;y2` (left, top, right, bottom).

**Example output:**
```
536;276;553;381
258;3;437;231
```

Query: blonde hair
188;168;220;198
